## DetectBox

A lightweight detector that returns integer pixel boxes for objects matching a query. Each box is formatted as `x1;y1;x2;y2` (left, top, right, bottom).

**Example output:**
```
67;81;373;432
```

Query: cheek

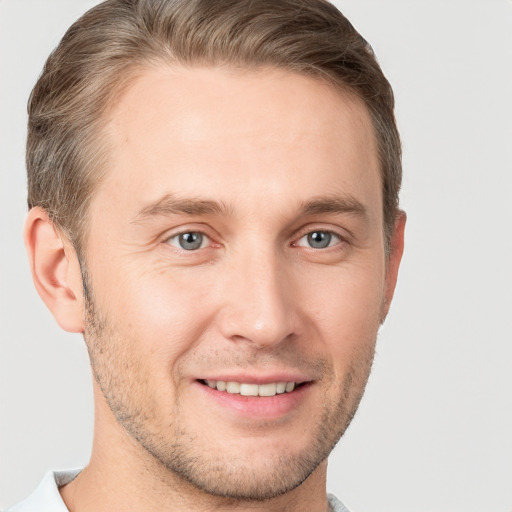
91;258;216;369
301;260;385;355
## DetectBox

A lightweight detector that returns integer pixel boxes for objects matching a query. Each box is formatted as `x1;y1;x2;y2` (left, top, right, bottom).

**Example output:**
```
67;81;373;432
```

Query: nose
217;248;300;348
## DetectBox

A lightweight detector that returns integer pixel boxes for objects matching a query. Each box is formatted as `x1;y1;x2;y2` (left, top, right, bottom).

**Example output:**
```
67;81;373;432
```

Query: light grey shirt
5;470;351;512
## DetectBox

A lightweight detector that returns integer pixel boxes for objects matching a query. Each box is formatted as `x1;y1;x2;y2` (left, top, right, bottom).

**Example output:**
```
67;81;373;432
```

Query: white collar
6;469;81;512
6;470;350;512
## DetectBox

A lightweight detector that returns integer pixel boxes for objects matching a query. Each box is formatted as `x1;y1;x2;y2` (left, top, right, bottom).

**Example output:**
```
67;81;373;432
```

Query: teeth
258;383;278;397
285;382;295;393
226;381;240;394
204;380;298;396
240;383;259;396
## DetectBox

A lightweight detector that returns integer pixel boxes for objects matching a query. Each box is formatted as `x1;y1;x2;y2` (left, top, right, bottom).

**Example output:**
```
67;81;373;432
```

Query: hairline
72;59;394;262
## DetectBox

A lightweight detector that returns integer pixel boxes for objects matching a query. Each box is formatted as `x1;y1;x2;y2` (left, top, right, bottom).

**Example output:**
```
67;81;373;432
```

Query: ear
381;210;406;322
24;207;85;333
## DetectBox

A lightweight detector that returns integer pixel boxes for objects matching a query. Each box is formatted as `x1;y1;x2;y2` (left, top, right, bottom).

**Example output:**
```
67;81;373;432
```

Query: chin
160;442;328;501
129;404;346;502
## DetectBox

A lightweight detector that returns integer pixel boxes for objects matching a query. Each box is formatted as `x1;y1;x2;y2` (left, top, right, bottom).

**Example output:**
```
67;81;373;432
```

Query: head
25;0;405;504
27;0;401;256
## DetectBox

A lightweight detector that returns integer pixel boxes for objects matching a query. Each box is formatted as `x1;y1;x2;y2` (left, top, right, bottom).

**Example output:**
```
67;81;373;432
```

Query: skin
25;65;405;512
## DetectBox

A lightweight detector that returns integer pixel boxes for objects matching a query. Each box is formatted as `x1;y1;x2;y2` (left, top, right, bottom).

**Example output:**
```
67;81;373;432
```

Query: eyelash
293;230;343;250
164;227;345;252
165;230;214;251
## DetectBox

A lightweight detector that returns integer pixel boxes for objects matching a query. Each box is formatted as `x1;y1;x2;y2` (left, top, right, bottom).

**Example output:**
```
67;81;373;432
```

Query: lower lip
195;381;312;419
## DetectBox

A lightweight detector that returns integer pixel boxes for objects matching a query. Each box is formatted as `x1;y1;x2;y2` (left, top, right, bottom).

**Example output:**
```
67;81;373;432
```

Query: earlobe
24;207;85;333
381;210;406;323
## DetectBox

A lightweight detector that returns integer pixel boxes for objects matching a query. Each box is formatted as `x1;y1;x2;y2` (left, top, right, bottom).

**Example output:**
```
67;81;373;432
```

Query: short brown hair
27;0;401;254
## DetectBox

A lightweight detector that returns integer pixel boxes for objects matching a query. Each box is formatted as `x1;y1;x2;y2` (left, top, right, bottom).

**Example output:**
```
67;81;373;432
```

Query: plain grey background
1;1;511;510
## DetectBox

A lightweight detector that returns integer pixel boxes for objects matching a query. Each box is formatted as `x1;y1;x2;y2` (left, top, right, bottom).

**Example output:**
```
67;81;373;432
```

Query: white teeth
276;382;287;394
226;381;240;394
240;383;259;396
204;380;298;396
258;383;278;397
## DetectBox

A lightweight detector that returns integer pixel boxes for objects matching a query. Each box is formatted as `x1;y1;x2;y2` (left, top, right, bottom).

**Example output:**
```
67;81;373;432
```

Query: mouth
198;379;305;397
195;377;313;419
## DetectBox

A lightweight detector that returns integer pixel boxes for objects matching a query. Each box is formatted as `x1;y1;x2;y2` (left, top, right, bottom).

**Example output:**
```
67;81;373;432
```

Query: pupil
179;232;202;250
308;231;331;249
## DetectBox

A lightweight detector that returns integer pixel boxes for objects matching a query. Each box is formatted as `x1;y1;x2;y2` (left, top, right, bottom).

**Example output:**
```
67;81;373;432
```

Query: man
9;0;405;510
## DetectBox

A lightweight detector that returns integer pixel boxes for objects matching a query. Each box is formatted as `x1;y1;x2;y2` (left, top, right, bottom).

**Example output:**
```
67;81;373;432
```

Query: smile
201;379;300;396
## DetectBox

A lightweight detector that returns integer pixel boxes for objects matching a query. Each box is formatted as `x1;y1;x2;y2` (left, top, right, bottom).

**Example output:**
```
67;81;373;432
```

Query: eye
296;230;341;249
166;231;209;251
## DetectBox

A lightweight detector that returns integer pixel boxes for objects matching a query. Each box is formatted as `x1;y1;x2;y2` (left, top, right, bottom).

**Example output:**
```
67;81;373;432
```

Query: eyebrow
298;194;368;219
133;194;232;222
132;193;367;223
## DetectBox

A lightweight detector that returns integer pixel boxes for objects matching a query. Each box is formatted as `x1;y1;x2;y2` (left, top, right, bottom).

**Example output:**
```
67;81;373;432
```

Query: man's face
82;66;399;499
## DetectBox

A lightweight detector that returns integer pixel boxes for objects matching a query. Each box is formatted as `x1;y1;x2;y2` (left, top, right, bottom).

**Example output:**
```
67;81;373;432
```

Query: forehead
95;65;381;224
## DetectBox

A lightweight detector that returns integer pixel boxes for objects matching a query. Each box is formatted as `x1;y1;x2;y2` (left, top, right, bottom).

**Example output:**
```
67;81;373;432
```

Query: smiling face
80;65;402;500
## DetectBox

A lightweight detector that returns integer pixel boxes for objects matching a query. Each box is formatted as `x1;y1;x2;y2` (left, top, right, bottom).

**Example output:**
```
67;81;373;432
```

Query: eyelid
161;224;220;250
159;224;348;251
165;231;210;250
294;230;343;249
291;225;348;247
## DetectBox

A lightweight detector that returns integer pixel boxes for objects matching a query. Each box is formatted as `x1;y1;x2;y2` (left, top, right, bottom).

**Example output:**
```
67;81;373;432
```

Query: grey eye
168;232;206;250
296;230;340;249
307;231;332;249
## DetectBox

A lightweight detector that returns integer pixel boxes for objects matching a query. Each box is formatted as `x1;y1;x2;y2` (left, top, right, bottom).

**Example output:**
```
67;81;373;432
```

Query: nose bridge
219;243;297;347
